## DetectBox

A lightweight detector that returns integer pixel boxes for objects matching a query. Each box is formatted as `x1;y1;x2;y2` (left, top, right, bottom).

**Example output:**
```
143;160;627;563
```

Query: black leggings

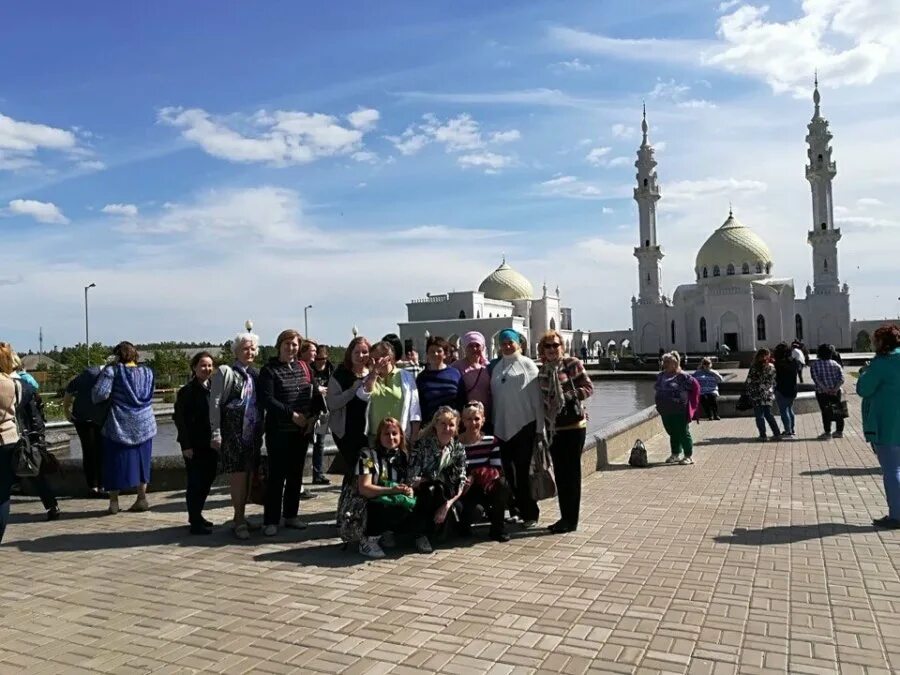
500;422;538;522
411;480;451;537
548;427;585;528
699;394;719;419
366;500;410;536
460;478;510;533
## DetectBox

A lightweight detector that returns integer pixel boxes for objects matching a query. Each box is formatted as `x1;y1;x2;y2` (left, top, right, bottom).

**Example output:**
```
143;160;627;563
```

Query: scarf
233;361;258;444
541;360;566;441
461;331;488;365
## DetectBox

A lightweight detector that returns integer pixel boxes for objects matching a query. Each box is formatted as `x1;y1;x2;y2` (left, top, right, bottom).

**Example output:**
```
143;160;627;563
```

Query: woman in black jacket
174;351;217;534
258;329;325;536
773;342;799;438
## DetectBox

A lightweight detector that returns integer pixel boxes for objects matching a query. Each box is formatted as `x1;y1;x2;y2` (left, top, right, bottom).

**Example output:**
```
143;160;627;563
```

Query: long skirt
103;438;152;491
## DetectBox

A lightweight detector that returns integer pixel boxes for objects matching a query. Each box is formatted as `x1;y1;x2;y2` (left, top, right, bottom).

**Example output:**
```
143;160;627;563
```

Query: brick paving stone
2;389;898;672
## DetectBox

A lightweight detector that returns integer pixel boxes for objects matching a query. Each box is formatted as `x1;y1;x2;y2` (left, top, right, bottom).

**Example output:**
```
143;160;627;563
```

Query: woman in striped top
538;330;594;534
458;401;511;542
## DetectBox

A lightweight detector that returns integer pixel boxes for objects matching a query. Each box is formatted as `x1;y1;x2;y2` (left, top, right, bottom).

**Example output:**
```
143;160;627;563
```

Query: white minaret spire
806;75;841;294
633;103;663;304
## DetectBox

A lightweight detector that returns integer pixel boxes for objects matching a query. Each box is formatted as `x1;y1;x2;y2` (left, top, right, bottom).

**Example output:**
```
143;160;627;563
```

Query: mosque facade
398;259;573;358
629;82;851;356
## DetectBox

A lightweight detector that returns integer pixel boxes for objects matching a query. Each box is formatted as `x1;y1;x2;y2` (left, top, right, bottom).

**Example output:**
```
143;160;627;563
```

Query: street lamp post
84;283;96;366
303;304;313;338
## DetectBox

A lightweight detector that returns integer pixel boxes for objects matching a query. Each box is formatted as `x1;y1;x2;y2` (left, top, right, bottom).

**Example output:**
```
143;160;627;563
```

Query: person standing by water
92;341;157;515
692;358;723;421
773;343;799;437
538;330;593;534
857;325;900;529
174;351;217;535
746;349;781;441
491;329;544;526
209;326;262;540
258;330;324;536
63;365;106;497
655;352;700;465
810;343;846;439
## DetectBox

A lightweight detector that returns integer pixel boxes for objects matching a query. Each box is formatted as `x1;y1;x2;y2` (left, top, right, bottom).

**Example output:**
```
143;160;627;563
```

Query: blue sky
3;1;899;351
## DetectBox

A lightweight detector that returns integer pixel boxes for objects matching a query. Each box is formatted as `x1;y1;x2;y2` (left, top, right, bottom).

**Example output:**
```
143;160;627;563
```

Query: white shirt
791;347;806;365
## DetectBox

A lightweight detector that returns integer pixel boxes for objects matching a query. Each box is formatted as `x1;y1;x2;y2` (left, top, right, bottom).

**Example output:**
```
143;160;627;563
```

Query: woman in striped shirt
458;401;511;542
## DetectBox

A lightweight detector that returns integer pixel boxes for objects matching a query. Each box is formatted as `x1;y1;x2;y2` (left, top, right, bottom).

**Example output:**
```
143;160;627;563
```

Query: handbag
12;380;42;478
373;480;416;510
248;453;268;506
554;366;586;428
529;435;557;501
735;393;753;411
824;394;849;419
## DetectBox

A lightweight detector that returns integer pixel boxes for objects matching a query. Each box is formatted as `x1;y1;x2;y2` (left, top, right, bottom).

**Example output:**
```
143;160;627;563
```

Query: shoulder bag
529;435;557;501
12;380;42;478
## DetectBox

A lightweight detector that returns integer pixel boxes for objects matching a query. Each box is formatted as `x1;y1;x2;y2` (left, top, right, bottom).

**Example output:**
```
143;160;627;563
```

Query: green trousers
661;413;693;457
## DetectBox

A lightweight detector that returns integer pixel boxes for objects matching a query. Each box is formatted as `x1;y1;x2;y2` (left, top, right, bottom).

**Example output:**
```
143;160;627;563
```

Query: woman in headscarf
490;328;544;527
92;341;157;514
209;325;263;540
452;331;492;428
538;330;593;534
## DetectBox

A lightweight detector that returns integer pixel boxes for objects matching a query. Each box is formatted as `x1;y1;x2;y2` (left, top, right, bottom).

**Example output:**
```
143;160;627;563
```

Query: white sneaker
263;524;278;536
283;517;307;529
665;454;682;464
818;432;833;440
380;531;397;548
359;537;386;559
679;457;694;465
415;535;433;553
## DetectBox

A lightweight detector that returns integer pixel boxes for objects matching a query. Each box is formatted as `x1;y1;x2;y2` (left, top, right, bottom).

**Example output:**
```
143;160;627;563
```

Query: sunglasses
543;343;561;349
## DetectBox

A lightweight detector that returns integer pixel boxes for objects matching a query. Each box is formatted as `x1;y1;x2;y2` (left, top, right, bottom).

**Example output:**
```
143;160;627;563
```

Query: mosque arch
713;265;721;277
795;314;804;341
458;310;466;319
699;317;707;343
549;317;556;330
670;320;676;344
742;262;750;274
756;262;763;273
726;264;735;276
702;267;708;279
756;314;767;341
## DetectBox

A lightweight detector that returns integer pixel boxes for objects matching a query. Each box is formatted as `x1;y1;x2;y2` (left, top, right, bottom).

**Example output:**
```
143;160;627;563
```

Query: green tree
147;348;191;388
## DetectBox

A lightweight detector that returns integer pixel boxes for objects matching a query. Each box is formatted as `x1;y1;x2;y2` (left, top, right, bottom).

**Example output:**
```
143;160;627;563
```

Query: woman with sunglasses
538;330;593;534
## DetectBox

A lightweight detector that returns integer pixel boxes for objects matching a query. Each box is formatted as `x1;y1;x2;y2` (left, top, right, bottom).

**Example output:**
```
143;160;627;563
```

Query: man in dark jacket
63;366;106;496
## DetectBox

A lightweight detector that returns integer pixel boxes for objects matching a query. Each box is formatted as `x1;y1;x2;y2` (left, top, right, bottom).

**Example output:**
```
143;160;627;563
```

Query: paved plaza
2;392;899;674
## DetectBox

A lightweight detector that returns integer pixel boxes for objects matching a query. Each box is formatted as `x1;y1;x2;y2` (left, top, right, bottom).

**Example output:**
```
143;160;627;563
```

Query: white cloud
158;106;378;165
351;150;378;163
394;88;604;109
0;111;100;172
101;203;139;217
7;198;69;224
719;0;740;10
536;175;609;200
838;215;900;229
648;78;717;109
607;156;632;168
856;197;884;207
602;207;615;214
547;26;709;67
665;177;767;205
611;124;636;139
585;146;612;166
77;159;107;171
386;113;519;171
457;152;514;173
551;58;592;72
387;225;510;241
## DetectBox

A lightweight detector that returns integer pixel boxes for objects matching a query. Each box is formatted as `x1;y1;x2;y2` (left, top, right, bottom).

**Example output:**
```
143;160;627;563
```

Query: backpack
337;482;368;545
628;440;648;468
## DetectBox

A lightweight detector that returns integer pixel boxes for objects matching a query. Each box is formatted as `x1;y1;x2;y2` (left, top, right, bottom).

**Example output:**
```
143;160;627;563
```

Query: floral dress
746;363;776;406
217;364;261;474
409;435;467;499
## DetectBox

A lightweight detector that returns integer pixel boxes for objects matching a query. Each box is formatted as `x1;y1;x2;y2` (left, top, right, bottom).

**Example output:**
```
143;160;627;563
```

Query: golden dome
478;259;534;301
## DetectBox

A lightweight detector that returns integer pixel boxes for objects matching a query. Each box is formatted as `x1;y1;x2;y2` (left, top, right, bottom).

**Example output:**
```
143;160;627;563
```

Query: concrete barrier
588;406;664;471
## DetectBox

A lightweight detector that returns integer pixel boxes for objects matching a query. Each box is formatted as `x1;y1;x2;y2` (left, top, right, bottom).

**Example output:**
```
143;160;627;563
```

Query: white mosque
629;80;851;355
398;258;573;357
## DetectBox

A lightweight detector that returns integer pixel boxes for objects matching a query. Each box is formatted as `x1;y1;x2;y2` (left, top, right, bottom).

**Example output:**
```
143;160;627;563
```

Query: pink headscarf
461;331;488;365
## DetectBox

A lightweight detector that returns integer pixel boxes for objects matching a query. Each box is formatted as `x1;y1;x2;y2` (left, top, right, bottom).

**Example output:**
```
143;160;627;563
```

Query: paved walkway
2;393;898;674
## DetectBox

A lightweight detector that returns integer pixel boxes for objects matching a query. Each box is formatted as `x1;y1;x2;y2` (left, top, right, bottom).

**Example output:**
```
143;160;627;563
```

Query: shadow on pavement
713;522;878;546
801;467;881;477
695;437;763;446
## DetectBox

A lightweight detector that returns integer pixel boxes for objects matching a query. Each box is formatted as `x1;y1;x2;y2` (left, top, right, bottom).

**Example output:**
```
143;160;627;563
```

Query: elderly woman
416;336;463;424
857;325;900;529
209;326;262;540
810;343;846;439
258;329;325;536
773;342;799;437
452;331;492;425
655;351;701;464
409;406;467;553
458;401;510;542
174;351;217;535
538;330;593;534
354;417;414;558
692;357;724;421
92;341;157;514
1;342;21;541
358;340;421;442
327;337;371;481
746;349;781;441
490;328;544;527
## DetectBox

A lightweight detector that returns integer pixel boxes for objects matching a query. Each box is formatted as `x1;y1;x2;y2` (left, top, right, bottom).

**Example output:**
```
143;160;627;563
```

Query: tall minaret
806;75;841;294
633;104;663;304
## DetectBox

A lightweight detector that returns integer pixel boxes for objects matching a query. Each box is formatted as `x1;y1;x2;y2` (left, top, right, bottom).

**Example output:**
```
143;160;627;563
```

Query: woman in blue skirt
93;341;157;515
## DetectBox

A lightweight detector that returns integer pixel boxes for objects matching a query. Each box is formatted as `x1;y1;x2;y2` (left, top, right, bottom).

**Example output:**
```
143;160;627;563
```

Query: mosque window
476;311;481;318
824;258;828;271
550;317;556;330
713;266;720;277
645;239;650;247
670;320;676;344
459;310;466;319
726;264;735;276
489;313;493;318
756;262;763;274
702;267;708;278
742;262;750;274
700;317;707;343
817;154;823;163
756;314;766;341
795;314;803;341
765;263;771;274
643;178;648;187
821;222;827;230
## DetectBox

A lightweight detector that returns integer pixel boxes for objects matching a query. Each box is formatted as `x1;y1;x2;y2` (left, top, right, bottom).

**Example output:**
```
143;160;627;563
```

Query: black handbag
736;393;753;411
12;380;42;478
555;370;586;428
824;395;849;419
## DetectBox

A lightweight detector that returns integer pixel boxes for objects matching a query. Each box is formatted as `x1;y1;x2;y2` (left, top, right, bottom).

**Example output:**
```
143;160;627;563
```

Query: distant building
399;258;573;357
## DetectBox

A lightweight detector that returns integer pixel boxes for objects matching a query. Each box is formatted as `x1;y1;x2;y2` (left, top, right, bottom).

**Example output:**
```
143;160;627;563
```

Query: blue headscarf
498;329;521;344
